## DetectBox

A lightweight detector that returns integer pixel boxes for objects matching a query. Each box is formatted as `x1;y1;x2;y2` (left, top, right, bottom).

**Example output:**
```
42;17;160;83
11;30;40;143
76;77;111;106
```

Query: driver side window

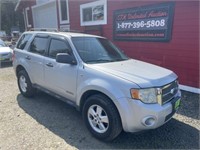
49;39;71;59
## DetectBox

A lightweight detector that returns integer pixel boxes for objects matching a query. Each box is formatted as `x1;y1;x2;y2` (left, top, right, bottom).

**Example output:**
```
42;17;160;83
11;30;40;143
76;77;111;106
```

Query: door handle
25;56;31;60
46;62;53;67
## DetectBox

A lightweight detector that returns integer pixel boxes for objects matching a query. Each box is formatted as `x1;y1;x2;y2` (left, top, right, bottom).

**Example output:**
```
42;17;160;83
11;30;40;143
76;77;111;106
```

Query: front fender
76;78;126;106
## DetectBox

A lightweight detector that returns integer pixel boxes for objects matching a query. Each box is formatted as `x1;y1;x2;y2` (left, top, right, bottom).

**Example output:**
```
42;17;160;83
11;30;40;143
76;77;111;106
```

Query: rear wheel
82;94;122;141
17;70;36;97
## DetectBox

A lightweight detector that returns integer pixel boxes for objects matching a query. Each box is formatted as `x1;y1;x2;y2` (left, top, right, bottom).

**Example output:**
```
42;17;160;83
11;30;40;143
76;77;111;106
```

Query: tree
0;0;24;35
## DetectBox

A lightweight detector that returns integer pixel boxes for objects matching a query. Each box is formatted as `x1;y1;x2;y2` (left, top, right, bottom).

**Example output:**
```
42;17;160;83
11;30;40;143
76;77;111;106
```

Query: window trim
58;0;70;24
23;9;27;29
80;0;107;26
25;7;31;28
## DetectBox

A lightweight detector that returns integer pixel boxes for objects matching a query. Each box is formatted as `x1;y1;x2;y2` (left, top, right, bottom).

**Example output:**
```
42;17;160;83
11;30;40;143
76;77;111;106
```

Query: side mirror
56;53;77;65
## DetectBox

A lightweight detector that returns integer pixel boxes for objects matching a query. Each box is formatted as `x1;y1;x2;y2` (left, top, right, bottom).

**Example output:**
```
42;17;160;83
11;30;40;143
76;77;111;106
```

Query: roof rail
60;29;83;33
29;28;58;32
29;28;84;33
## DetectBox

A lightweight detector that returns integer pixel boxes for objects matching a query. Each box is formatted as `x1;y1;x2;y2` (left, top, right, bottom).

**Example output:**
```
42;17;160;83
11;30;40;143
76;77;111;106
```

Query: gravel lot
0;64;199;149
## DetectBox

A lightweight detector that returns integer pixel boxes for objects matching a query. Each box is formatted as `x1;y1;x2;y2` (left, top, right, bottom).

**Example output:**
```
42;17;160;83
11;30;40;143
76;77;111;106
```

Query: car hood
0;47;13;54
89;59;177;88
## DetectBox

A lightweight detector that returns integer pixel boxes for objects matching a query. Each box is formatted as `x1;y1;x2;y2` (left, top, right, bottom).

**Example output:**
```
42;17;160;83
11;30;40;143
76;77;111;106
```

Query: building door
32;1;58;29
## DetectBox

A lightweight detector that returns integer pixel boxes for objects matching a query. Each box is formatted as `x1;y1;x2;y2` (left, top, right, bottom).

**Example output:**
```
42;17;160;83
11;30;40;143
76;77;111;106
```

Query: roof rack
29;28;58;32
29;28;84;34
59;29;83;33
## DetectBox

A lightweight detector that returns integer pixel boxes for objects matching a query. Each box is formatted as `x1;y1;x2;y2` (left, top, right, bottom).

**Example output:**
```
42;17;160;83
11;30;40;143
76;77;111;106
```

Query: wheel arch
79;90;103;112
16;65;34;83
78;90;122;123
80;90;123;141
16;65;26;76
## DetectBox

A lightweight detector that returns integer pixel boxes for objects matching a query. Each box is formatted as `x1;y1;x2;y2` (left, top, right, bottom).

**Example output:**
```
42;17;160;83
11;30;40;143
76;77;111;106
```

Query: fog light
142;116;156;127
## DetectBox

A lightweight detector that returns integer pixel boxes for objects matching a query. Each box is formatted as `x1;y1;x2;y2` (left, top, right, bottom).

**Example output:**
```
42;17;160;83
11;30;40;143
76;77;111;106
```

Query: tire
17;70;36;97
82;94;122;141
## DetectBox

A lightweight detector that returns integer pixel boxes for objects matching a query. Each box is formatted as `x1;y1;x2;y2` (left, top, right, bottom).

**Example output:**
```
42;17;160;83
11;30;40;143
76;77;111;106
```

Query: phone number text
117;19;166;30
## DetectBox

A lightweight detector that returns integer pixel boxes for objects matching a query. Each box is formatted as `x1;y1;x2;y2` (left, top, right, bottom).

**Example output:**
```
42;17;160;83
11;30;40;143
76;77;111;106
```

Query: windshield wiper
85;58;129;63
113;58;129;61
85;59;114;63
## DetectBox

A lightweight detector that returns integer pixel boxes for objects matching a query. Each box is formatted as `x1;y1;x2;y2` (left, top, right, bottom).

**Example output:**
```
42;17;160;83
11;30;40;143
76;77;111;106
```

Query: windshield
71;37;128;63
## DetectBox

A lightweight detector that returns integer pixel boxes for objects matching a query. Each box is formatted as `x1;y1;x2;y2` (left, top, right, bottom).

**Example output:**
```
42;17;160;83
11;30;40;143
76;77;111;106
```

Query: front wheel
82;94;122;141
17;70;36;97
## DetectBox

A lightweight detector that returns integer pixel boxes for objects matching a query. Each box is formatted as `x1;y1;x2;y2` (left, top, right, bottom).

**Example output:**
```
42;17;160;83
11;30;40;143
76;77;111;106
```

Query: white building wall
32;0;58;29
36;0;54;5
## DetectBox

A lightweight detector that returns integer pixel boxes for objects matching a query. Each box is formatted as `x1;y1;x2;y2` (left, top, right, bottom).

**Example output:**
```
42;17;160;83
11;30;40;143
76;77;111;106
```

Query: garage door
32;1;58;29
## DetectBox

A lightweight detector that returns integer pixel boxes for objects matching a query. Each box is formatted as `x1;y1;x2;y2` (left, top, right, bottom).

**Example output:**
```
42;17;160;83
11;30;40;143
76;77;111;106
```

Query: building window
80;0;107;26
25;7;31;28
58;0;69;24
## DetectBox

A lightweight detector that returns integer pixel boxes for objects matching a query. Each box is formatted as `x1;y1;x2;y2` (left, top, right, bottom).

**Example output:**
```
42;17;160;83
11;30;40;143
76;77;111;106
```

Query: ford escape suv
13;31;181;141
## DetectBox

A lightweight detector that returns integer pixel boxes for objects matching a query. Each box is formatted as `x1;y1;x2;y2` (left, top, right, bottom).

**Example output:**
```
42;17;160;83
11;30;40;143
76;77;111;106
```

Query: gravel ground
0;64;199;149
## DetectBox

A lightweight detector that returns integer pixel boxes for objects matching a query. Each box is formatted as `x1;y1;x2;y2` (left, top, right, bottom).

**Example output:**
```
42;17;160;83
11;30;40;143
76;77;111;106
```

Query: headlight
130;88;157;104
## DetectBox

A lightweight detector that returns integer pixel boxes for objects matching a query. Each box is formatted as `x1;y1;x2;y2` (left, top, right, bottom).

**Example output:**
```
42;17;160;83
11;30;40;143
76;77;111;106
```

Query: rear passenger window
49;39;71;59
29;37;48;55
16;34;32;50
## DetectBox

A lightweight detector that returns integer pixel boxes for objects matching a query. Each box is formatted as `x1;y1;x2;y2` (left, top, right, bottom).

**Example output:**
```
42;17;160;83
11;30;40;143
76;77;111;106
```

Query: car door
44;37;78;101
14;33;33;76
27;34;49;86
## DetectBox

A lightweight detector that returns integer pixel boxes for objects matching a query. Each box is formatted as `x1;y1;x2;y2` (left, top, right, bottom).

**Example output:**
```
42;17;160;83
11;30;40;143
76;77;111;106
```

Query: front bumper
115;90;181;132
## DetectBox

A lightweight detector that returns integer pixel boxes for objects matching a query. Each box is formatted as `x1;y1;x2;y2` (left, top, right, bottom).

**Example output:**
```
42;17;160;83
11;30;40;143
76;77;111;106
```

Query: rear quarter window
16;34;32;50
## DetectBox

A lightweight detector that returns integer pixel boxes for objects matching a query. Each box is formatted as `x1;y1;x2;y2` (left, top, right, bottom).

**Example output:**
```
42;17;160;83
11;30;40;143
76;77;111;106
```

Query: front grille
161;80;178;105
0;53;9;57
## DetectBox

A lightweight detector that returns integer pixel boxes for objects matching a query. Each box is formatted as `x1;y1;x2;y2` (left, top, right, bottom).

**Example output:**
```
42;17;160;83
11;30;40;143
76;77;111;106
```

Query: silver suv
13;31;181;141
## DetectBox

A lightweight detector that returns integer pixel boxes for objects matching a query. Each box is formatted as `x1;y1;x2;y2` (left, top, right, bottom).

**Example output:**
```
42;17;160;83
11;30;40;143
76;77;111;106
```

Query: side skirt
33;84;79;110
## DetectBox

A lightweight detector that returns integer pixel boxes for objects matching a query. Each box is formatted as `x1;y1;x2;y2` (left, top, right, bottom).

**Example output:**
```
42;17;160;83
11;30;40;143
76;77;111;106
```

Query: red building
15;0;199;93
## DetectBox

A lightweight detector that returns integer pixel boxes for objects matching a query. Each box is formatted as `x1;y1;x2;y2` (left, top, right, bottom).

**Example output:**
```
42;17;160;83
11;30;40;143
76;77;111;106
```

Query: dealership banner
113;2;175;42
